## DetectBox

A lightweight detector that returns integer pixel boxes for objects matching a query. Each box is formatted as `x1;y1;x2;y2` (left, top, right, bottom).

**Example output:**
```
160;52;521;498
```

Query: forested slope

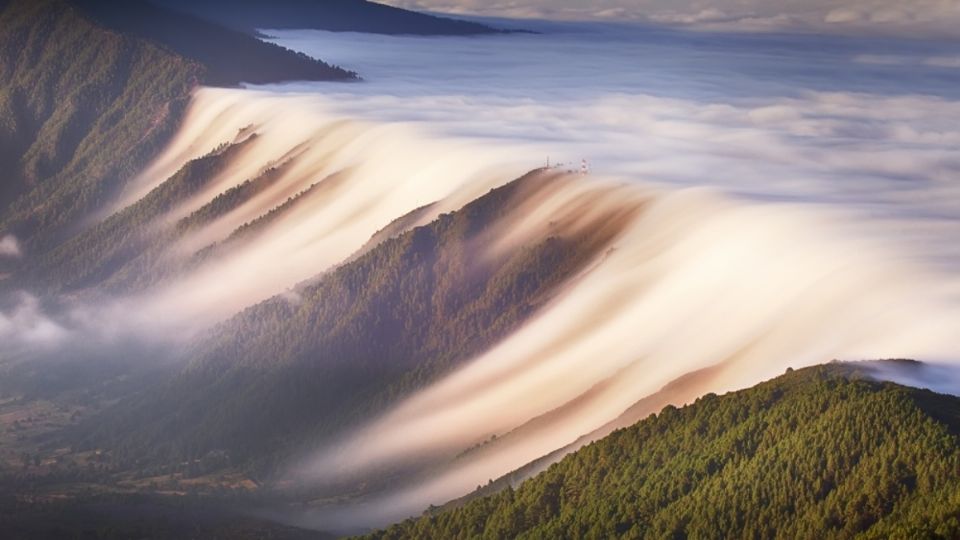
0;0;353;257
368;362;960;539
82;173;630;473
0;0;202;247
31;137;258;292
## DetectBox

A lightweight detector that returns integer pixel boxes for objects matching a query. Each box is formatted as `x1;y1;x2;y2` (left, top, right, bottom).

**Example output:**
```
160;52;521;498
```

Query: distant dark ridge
153;0;509;36
69;0;357;86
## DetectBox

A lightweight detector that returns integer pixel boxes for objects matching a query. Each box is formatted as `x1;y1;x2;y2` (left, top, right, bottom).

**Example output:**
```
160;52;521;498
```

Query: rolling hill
366;362;960;539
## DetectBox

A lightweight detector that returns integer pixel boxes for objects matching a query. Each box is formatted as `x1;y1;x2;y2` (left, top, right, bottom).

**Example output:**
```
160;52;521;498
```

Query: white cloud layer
381;0;960;37
265;27;960;268
256;26;960;527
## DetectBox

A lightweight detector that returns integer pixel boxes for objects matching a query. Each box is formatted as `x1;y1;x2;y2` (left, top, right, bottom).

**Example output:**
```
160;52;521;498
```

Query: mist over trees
368;364;960;539
82;174;627;473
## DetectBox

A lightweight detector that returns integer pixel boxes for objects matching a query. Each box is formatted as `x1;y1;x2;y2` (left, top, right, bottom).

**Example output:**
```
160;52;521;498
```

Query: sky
381;0;960;38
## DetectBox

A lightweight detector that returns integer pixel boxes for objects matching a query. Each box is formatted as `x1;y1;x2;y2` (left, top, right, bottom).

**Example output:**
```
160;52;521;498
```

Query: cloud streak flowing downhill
293;180;960;529
256;23;960;528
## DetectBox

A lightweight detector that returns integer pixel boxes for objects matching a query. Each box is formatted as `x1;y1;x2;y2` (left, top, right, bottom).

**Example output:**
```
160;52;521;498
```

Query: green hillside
366;363;960;539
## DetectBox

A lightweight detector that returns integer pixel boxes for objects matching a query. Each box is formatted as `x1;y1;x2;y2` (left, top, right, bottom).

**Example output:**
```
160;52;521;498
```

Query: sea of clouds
380;0;960;38
265;24;960;271
4;22;959;371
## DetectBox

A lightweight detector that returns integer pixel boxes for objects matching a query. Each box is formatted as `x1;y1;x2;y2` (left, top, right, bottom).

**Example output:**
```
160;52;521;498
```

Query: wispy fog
0;293;66;351
0;234;20;258
866;361;960;396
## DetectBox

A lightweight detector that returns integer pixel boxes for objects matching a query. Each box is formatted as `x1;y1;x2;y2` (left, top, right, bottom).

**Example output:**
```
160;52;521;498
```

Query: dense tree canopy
0;0;353;259
366;363;960;539
0;0;202;250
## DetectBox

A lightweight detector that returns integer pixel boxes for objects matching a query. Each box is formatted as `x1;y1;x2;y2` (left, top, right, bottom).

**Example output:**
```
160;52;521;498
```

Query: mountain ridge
152;0;508;36
0;0;354;260
79;172;635;476
364;362;960;539
69;0;357;86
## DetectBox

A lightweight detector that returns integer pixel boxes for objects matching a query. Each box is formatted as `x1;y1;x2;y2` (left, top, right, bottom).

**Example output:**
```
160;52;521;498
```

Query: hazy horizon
381;0;960;39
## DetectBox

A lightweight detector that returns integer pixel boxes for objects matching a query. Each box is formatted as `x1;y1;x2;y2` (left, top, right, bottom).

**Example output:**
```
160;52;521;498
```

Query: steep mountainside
31;136;259;292
0;0;352;256
83;173;634;473
153;0;505;36
0;0;201;245
432;365;728;514
368;363;960;539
